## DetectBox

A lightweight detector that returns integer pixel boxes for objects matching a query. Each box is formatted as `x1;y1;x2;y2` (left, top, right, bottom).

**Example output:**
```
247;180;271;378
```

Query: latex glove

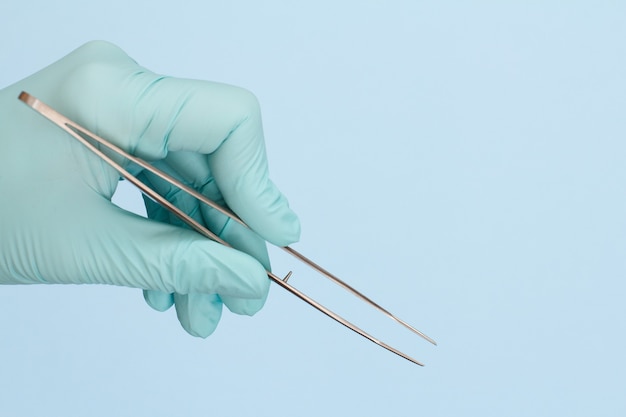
0;41;300;337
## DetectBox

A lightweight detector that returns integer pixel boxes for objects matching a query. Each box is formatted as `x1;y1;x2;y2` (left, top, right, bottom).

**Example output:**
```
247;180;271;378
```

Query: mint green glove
0;41;300;337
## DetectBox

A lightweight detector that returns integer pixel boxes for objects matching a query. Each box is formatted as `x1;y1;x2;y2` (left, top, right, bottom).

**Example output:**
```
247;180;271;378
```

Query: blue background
1;1;625;416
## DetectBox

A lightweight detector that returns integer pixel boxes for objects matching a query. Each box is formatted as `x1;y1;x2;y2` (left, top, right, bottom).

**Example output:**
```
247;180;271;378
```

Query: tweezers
19;91;436;366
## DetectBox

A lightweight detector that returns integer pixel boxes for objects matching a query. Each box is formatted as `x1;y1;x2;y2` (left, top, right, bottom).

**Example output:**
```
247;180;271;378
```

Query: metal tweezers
19;91;436;366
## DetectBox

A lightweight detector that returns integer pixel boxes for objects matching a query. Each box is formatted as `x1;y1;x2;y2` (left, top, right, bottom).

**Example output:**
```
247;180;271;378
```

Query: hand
0;41;300;337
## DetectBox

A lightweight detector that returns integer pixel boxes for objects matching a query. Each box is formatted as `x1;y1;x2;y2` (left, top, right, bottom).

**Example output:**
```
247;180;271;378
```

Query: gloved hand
0;41;300;337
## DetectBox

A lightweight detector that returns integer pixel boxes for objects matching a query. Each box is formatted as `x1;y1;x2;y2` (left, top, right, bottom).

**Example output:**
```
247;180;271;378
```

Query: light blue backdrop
1;1;625;416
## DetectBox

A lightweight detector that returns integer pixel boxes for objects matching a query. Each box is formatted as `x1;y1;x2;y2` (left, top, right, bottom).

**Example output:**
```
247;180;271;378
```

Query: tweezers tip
411;358;425;367
417;332;437;346
405;323;437;346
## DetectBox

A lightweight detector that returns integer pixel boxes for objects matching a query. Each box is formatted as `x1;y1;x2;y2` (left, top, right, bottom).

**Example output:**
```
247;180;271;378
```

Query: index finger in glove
52;41;300;247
